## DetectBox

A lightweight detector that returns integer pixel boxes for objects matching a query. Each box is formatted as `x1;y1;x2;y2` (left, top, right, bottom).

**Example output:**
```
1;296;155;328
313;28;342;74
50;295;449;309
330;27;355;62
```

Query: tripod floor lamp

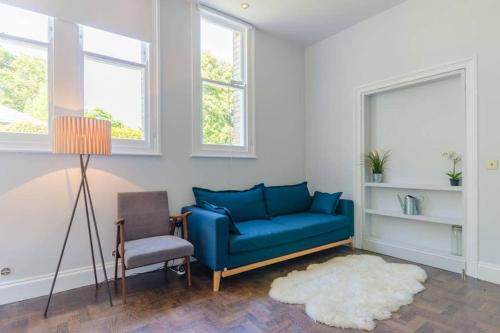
44;116;113;318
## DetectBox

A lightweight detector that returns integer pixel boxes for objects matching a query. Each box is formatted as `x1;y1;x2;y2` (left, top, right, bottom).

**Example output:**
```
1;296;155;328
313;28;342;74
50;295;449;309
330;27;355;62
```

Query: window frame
0;16;54;152
81;27;156;154
0;2;161;156
192;6;255;158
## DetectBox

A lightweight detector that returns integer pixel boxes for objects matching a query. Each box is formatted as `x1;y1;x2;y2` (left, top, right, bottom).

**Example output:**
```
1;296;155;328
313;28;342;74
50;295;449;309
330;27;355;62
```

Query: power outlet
486;160;498;170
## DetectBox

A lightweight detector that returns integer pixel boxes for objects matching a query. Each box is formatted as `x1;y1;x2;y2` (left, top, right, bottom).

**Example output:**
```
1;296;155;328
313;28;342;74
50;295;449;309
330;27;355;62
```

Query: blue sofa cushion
263;182;312;216
192;185;268;222
310;191;343;214
229;213;350;254
199;201;241;235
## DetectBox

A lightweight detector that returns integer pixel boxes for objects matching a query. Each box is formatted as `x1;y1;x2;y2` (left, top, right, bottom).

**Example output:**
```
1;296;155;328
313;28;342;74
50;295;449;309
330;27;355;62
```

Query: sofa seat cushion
121;235;194;269
229;213;349;254
272;212;350;236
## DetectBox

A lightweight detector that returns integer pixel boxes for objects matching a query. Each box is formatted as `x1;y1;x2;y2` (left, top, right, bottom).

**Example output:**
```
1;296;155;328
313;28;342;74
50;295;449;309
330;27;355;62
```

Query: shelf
364;182;463;192
365;209;462;226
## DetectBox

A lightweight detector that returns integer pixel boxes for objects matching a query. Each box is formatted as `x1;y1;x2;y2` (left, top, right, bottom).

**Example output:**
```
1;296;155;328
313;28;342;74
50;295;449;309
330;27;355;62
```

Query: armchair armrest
115;218;126;260
169;212;191;240
181;206;229;271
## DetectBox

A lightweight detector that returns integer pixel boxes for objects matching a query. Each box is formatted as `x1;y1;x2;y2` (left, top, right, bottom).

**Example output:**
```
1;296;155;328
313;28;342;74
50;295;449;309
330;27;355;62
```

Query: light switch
486;160;498;170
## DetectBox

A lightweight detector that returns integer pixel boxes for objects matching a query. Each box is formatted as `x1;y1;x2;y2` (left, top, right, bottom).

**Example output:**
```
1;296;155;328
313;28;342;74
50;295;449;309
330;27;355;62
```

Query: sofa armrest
182;206;229;271
335;199;354;235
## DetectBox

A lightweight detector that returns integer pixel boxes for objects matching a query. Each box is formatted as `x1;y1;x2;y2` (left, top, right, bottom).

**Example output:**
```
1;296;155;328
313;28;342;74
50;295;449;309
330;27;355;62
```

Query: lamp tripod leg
81;155;99;290
83;154;113;307
43;156;90;318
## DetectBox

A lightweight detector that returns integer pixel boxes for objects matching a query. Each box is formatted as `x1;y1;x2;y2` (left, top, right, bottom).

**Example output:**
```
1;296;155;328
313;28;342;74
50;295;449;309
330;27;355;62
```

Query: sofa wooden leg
213;271;221;292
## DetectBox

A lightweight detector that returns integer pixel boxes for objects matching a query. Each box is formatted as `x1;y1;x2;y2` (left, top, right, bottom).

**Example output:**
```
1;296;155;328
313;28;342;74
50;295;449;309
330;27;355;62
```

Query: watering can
397;194;422;215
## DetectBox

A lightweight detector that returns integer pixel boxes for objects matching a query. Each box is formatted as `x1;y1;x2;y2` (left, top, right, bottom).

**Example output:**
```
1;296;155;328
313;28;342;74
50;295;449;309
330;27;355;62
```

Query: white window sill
0;146;163;157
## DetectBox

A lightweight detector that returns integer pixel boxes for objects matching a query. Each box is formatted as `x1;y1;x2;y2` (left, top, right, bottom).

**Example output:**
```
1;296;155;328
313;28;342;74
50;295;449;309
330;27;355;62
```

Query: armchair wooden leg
114;234;119;286
114;253;118;286
121;258;126;304
213;271;221;292
184;256;191;287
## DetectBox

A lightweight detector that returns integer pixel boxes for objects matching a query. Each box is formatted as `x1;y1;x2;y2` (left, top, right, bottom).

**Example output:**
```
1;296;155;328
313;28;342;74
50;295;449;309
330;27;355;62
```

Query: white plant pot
372;173;383;183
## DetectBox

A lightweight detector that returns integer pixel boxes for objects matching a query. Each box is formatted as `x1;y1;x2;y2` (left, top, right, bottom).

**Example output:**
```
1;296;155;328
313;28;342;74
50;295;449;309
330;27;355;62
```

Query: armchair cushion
117;191;170;241
192;185;268;222
121;235;194;269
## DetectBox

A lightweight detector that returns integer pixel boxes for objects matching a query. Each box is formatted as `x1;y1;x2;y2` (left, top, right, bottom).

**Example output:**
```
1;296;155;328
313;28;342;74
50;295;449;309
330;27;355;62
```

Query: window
0;2;160;155
82;26;148;141
193;8;254;158
0;4;51;139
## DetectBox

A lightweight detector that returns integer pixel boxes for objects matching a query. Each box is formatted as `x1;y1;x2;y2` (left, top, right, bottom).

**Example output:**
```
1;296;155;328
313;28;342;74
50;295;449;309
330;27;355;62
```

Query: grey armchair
114;191;193;304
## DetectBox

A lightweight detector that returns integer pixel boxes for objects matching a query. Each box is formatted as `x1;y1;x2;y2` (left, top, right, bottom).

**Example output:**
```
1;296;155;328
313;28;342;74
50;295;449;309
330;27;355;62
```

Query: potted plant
442;151;462;186
363;150;390;183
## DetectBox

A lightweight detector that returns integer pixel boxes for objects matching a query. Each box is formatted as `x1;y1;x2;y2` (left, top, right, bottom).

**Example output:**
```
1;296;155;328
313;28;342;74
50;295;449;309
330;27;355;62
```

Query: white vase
451;225;462;256
372;173;383;183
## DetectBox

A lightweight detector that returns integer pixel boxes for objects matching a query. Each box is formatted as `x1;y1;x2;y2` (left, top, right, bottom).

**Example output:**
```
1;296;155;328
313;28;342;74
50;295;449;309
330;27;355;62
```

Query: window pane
201;18;242;83
82;26;146;64
84;57;144;140
0;39;48;135
202;81;244;146
0;3;49;43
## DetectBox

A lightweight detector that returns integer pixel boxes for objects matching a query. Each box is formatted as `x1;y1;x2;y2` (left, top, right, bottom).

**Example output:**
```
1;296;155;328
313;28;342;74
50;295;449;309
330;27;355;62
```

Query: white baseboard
0;261;171;306
478;261;500;285
363;237;466;274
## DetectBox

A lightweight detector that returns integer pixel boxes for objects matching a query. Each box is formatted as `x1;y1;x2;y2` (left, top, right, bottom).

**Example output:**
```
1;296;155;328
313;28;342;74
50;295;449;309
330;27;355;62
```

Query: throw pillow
263;182;312;217
310;191;343;214
199;201;241;235
192;184;268;222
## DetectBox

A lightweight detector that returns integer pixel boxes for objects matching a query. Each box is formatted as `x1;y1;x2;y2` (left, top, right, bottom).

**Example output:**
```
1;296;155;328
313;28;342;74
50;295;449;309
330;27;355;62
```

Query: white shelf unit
365;208;461;226
355;69;467;274
364;182;463;192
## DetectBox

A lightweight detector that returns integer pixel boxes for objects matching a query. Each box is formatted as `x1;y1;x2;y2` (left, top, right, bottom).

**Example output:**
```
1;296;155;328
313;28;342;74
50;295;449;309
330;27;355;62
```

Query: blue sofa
182;183;354;291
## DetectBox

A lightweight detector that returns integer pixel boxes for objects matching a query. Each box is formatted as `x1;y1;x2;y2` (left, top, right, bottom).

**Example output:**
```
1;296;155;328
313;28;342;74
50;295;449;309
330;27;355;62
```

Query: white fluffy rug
269;254;427;331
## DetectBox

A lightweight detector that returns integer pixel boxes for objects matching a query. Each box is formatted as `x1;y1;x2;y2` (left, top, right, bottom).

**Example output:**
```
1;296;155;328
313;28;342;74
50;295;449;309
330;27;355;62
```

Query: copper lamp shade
53;116;111;155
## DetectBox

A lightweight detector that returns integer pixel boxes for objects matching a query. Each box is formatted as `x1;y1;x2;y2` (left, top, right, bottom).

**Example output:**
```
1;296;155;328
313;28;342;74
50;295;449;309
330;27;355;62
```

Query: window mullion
0;33;48;47
84;51;146;69
202;78;245;90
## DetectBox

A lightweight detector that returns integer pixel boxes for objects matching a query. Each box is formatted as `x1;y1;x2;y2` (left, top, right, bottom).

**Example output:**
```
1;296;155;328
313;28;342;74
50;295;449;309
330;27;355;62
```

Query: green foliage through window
0;43;48;134
85;108;143;140
201;52;241;145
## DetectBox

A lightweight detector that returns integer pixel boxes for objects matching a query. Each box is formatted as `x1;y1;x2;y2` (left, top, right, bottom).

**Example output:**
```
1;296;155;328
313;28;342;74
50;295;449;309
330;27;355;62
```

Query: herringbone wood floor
2;248;500;333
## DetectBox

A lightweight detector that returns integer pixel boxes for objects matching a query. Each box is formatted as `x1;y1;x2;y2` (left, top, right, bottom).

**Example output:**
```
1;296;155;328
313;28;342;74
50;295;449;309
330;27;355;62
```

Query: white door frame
352;56;478;277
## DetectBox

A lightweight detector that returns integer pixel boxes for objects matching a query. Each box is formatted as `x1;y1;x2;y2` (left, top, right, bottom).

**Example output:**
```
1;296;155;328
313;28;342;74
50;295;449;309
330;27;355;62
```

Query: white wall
0;0;305;304
305;0;500;282
368;75;465;184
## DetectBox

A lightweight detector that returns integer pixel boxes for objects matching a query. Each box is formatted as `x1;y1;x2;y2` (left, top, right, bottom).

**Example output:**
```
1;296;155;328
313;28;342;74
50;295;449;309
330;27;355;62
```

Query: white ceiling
198;0;406;46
